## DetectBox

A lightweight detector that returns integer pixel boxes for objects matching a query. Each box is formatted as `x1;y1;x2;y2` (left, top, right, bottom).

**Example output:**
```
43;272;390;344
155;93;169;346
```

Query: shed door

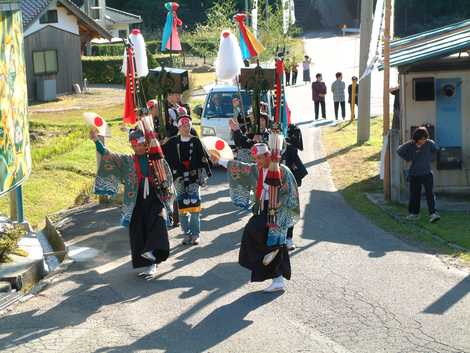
436;78;462;147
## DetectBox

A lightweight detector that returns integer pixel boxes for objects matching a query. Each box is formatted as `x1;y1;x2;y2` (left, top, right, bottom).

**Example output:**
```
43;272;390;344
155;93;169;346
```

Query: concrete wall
109;23;129;39
399;70;470;193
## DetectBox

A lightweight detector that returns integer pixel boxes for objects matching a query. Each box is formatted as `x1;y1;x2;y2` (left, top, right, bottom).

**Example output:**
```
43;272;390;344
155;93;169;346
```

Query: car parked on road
195;85;273;147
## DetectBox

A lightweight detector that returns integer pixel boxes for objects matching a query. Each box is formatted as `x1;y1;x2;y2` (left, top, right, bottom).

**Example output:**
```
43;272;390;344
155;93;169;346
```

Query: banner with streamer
234;13;264;60
161;2;183;52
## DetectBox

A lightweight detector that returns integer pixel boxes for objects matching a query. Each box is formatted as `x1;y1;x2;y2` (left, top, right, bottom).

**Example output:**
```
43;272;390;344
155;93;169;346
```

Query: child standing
397;127;440;223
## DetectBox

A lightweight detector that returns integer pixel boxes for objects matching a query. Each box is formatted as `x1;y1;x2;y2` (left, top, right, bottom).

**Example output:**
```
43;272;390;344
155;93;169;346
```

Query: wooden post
9;189;17;221
383;0;392;201
357;0;373;143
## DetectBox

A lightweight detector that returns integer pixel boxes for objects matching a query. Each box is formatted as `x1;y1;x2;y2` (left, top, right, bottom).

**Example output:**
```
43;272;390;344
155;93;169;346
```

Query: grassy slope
0;109;129;228
321;118;470;261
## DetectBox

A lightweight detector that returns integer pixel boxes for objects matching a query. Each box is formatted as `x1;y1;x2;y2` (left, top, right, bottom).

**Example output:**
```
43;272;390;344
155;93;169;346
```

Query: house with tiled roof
21;0;111;100
72;0;142;42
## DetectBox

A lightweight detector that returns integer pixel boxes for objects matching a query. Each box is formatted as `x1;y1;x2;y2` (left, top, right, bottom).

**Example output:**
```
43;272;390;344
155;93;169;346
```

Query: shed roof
21;0;111;39
386;19;470;68
105;7;142;25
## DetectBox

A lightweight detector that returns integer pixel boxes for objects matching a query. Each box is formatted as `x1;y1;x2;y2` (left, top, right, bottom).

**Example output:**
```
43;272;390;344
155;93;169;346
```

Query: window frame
32;49;59;75
413;77;435;102
39;10;58;24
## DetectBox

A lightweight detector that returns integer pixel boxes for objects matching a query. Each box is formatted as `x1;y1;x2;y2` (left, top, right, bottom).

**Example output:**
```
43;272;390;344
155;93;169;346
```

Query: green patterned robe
94;146;174;226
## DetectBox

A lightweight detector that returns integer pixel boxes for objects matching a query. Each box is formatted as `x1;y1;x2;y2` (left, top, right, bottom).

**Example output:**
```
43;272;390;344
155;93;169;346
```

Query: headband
178;116;192;127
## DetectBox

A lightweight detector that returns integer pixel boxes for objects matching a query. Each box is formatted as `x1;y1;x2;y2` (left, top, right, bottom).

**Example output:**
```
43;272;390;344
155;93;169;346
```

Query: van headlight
202;126;216;136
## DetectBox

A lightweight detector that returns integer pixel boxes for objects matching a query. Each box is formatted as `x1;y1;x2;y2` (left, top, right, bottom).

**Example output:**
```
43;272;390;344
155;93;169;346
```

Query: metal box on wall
437;147;462;170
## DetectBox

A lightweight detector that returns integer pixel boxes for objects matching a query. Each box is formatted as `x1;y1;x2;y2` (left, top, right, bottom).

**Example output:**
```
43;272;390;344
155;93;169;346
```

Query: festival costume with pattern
223;157;300;282
93;139;174;269
163;135;211;239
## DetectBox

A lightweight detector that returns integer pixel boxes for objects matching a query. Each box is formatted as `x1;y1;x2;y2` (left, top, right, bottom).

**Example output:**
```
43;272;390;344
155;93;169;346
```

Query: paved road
1;35;469;353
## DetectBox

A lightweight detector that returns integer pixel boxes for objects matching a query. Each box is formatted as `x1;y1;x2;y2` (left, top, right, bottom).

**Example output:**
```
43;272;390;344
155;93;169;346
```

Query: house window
90;0;101;20
33;50;58;75
39;10;58;24
413;77;435;101
118;30;128;39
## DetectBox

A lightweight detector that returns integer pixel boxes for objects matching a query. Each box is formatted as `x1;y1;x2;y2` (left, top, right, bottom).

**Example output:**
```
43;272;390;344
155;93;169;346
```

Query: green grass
322;118;470;262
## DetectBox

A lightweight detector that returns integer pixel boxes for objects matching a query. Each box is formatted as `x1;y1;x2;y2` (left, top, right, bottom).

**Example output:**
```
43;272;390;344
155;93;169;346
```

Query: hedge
91;40;194;56
90;40;213;57
82;53;181;84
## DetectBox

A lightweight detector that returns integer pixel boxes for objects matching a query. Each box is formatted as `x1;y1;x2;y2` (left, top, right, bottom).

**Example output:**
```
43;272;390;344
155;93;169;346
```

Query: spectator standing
284;59;291;86
331;72;346;120
348;76;359;116
291;61;299;85
311;73;327;120
302;56;312;84
397;127;440;223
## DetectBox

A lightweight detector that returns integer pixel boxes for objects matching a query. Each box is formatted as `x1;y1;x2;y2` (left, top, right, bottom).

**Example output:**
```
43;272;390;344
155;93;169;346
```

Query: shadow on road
95;291;281;353
424;275;470;315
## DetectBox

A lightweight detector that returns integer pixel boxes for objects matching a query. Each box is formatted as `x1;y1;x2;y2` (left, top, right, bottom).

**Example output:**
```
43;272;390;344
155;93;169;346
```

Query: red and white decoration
201;136;234;161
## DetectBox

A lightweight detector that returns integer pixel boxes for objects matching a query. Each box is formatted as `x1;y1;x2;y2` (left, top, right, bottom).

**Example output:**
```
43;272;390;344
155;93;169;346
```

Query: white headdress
215;30;244;81
121;29;149;78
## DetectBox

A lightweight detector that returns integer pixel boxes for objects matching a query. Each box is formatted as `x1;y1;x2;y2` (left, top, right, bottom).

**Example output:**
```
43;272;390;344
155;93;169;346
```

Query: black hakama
129;186;170;268
238;208;291;282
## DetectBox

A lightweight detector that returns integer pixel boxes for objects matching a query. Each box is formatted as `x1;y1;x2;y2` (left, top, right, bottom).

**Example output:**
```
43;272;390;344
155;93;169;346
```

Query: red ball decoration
94;117;103;127
215;139;225;151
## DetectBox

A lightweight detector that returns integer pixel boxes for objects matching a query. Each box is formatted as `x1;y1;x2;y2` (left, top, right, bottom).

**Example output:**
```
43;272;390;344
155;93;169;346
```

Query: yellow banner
0;9;31;196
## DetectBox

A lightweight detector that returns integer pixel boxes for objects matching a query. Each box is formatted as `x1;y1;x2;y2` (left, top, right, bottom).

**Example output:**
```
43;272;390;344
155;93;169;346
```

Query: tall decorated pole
265;49;288;227
233;13;266;134
122;29;171;200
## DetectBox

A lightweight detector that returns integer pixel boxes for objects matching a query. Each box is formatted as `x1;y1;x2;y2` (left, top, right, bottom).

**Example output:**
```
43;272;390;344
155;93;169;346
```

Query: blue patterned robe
226;160;300;246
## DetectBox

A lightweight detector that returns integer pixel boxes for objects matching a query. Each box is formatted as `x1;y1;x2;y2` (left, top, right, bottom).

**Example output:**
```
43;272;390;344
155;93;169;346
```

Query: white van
195;85;273;147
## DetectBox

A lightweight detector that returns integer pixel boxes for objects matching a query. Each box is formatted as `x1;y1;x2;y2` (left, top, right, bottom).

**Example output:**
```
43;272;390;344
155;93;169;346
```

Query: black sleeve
397;142;411;161
233;129;254;149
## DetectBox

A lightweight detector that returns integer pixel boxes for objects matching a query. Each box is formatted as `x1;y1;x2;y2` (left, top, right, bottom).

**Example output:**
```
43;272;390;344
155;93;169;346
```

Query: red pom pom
222;31;230;38
94;117;103;127
215;139;225;151
131;29;141;35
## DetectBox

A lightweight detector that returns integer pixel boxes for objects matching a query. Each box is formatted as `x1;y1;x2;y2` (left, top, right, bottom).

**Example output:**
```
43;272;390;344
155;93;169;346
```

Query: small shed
21;0;111;101
389;19;470;199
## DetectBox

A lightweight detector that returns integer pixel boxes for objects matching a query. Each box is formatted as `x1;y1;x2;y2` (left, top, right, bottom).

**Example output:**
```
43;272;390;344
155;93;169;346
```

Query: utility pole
357;0;373;143
383;0;393;201
265;0;269;23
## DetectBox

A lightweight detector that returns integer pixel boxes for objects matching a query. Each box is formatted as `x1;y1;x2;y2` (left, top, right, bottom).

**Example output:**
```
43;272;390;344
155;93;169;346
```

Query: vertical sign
0;3;31;196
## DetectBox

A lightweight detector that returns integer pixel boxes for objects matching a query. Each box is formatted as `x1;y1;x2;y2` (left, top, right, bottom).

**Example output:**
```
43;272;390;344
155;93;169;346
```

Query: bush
0;224;27;263
82;56;124;84
82;53;178;84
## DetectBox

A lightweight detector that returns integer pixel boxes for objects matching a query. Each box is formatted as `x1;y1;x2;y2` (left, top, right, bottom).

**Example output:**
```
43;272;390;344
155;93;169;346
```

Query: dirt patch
29;87;124;113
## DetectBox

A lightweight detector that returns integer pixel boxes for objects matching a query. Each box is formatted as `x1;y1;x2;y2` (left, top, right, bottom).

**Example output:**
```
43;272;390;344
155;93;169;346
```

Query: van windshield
204;91;259;118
